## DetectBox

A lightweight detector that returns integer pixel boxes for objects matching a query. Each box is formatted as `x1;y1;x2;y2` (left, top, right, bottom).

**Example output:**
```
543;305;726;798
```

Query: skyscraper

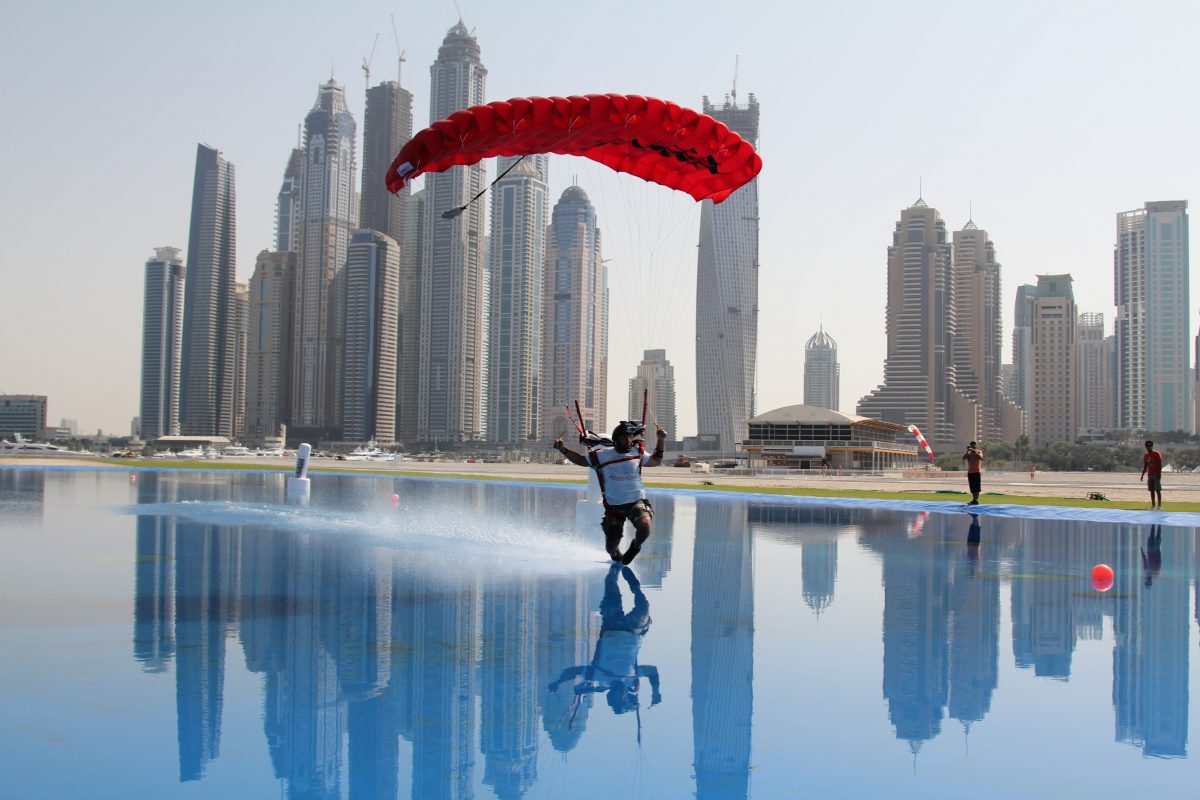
246;250;296;440
951;221;1023;442
275;148;302;253
857;198;978;452
180;143;238;437
1077;312;1113;432
628;349;677;438
487;156;548;443
140;247;185;439
419;21;487;444
696;91;759;453
292;80;357;434
542;186;607;437
341;230;400;443
233;281;248;440
803;327;839;412
360;77;413;243
1030;274;1076;446
1115;200;1191;433
398;188;424;444
1010;283;1037;429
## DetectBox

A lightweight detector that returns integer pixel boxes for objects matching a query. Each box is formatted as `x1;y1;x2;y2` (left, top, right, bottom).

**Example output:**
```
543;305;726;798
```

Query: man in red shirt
1141;440;1163;510
962;441;984;505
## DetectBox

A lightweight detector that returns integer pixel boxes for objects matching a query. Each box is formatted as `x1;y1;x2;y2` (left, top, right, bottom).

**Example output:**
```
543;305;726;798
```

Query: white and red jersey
587;445;652;505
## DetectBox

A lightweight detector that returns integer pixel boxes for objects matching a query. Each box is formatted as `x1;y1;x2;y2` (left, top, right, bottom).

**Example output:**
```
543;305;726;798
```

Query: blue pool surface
2;466;1199;798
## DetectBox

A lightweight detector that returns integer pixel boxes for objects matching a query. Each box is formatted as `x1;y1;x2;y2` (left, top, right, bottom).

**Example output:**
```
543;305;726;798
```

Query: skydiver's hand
655;423;666;440
553;437;565;451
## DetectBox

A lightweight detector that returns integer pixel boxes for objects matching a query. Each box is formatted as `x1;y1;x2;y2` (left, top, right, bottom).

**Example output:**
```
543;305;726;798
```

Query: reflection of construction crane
390;13;406;84
361;32;379;90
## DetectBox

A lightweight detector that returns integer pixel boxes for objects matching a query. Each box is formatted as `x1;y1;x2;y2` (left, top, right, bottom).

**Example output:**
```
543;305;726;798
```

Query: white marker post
286;443;312;505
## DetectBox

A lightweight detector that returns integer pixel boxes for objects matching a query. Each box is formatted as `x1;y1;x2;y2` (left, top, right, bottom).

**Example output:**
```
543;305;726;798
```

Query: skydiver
553;420;667;564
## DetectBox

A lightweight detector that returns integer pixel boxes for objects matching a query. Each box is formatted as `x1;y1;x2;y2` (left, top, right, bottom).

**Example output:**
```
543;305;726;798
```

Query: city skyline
4;3;1200;435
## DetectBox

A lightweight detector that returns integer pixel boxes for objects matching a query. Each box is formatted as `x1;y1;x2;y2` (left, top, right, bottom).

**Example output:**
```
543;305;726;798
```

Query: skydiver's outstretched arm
638;665;662;705
552;436;589;467
646;424;668;467
549;666;587;691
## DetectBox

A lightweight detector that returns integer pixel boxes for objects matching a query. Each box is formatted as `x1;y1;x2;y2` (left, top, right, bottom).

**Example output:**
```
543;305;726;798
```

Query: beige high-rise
1030;275;1076;446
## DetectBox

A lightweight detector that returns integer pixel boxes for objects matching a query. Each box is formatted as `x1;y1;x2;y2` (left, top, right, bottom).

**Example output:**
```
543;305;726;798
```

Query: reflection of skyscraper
134;473;175;673
1011;519;1075;677
0;465;46;521
411;576;478;798
481;575;539;799
696;92;759;453
801;538;837;616
1113;526;1192;757
174;522;237;781
947;518;999;731
691;498;753;799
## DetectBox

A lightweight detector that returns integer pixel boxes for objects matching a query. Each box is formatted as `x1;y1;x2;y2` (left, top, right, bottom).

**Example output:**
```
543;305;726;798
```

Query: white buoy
286;443;312;505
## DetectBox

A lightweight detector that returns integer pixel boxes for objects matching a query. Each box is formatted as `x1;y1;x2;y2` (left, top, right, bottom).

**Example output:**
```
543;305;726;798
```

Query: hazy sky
3;1;1198;438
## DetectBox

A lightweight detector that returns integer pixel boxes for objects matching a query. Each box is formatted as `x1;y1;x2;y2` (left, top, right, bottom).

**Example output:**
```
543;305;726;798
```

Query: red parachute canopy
386;94;762;204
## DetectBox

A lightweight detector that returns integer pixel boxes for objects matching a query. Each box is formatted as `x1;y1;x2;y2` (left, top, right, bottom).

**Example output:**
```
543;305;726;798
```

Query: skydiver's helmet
612;421;646;445
606;680;640;714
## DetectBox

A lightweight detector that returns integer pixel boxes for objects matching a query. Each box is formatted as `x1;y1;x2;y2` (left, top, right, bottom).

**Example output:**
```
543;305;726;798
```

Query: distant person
1141;524;1163;587
962;441;984;505
549;565;661;717
1029;464;1035;481
1140;440;1163;510
554;420;667;564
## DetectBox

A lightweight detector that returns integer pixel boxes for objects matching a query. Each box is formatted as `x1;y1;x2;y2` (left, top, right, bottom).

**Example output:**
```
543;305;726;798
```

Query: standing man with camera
962;441;984;505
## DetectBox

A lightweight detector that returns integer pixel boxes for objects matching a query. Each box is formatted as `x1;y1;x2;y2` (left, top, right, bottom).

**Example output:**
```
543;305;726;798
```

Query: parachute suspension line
441;154;527;219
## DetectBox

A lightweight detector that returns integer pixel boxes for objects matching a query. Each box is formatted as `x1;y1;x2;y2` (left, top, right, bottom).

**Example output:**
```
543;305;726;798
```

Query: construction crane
390;13;406;84
362;33;379;91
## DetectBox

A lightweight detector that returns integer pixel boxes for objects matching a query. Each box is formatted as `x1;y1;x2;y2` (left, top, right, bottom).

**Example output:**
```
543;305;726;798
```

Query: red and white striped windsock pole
907;424;935;462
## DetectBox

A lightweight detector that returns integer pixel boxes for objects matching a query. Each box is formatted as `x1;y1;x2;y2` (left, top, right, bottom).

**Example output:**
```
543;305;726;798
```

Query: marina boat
0;433;94;457
344;441;395;462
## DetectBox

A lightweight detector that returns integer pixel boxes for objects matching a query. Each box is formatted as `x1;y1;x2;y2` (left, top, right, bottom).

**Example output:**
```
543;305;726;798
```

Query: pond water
2;467;1198;798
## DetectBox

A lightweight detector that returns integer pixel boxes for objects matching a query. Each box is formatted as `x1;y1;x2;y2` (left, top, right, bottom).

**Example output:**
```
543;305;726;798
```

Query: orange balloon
1091;563;1114;592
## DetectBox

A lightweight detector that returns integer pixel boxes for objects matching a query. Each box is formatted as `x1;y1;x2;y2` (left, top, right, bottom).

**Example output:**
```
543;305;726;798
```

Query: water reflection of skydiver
967;513;981;550
1141;524;1163;587
549;565;661;719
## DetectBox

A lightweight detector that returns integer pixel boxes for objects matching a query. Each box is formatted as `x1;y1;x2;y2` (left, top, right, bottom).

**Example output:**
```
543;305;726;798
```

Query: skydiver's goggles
617;421;646;440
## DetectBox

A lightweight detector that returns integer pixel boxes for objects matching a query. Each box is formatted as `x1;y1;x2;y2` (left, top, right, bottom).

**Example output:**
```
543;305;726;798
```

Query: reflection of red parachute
907;424;935;462
386;94;762;204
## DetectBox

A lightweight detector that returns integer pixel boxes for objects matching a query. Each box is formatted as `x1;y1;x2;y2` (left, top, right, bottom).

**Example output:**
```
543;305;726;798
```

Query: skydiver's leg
621;502;654;565
602;512;625;561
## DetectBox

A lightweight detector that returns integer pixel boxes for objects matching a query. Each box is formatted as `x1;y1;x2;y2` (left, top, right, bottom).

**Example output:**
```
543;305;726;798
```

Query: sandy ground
3;454;1190;505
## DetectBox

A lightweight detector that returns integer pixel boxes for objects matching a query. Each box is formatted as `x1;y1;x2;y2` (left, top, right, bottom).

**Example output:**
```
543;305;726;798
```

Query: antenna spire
732;55;740;104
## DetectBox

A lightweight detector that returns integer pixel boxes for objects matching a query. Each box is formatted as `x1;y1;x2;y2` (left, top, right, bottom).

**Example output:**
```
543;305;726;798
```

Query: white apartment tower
696;92;759;453
1030;274;1076;446
542;186;607;437
140;247;185;439
291;79;357;433
1115;200;1191;433
1009;283;1037;430
419;21;487;444
487;156;548;443
341;230;400;442
803;327;839;412
628;349;677;438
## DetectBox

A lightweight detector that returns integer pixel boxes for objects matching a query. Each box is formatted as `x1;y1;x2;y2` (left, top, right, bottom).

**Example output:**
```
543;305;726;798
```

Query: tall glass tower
419;21;487;444
695;91;759;453
628;348;677;438
541;186;607;438
141;247;185;438
487;156;548;443
291;79;356;433
1115;201;1191;433
180;143;238;437
803;327;839;411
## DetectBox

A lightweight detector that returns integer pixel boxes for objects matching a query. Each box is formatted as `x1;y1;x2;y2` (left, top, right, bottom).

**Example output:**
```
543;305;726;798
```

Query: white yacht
222;444;253;457
0;433;94;457
344;441;395;462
